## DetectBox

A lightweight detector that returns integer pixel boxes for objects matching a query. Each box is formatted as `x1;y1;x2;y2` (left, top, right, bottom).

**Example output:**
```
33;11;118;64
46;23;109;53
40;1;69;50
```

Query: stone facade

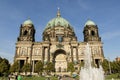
14;10;104;74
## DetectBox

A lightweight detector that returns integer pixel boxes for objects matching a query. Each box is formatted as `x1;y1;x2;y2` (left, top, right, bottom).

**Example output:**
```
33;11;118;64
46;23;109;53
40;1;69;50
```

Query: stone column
42;47;45;63
48;47;50;62
15;47;18;57
100;46;104;61
32;60;35;73
76;47;78;62
98;46;101;56
45;47;48;62
73;47;76;61
71;46;73;62
19;60;21;71
30;45;33;75
46;47;48;62
50;52;53;62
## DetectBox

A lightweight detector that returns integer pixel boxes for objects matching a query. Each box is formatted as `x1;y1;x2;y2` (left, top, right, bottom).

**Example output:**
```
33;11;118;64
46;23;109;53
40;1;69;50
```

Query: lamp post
108;57;111;74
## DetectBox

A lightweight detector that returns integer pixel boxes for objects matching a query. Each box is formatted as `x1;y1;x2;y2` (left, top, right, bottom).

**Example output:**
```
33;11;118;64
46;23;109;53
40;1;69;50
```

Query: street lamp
108;57;111;74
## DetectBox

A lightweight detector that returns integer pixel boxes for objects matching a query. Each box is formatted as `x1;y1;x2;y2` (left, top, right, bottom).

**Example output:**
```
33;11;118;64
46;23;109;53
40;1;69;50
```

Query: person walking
17;75;22;80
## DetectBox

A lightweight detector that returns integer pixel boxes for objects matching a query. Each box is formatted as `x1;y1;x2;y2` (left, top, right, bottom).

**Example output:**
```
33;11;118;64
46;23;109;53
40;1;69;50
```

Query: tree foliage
67;62;75;73
102;59;109;73
45;62;55;74
22;63;31;74
102;59;120;74
10;60;20;73
111;61;120;73
0;57;10;76
35;61;43;75
0;57;2;63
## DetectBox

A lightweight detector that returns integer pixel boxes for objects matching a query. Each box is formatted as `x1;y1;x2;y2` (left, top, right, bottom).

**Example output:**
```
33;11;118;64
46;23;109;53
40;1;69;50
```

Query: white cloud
101;31;120;40
77;0;91;10
0;51;14;64
0;40;15;64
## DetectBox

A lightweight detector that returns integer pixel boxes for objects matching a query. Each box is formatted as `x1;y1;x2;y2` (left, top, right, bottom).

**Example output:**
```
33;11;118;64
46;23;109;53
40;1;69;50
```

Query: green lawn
22;76;58;80
105;73;120;79
0;73;120;80
18;74;120;80
0;77;8;80
0;76;58;80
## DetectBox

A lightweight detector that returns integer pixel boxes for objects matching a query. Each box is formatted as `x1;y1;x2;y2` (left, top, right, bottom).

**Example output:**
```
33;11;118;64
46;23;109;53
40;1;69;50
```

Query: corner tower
83;19;101;42
15;19;36;69
18;19;35;42
83;19;104;67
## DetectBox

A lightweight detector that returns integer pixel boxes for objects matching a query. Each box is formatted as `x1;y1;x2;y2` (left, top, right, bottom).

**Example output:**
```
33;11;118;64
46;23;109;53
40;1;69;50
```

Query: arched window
59;67;61;72
91;30;95;36
58;36;62;42
23;30;28;36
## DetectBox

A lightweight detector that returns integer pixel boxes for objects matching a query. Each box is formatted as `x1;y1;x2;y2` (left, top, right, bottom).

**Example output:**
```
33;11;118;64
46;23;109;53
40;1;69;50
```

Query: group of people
45;75;62;80
8;74;22;80
58;76;62;80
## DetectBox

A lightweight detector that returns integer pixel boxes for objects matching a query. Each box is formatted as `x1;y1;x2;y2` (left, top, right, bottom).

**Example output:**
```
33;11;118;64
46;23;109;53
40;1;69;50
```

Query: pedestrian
8;74;11;80
17;74;22;80
58;76;62;80
46;77;51;80
15;74;18;80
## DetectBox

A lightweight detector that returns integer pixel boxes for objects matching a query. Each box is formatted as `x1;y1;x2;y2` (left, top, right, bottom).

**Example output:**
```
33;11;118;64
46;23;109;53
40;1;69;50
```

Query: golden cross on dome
57;7;61;17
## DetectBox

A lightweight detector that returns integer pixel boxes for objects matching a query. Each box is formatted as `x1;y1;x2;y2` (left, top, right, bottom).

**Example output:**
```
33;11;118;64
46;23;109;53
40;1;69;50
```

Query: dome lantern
22;18;33;26
57;8;61;17
85;19;96;26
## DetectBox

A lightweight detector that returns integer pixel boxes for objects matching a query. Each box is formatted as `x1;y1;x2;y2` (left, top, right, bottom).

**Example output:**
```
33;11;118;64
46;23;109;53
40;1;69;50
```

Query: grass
0;73;120;80
23;76;45;80
0;77;8;80
22;76;58;80
0;76;58;80
105;73;120;79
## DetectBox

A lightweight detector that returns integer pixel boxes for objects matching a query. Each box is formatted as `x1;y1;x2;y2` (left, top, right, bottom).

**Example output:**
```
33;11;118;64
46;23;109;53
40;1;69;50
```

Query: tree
35;61;43;75
102;59;109;73
67;62;75;73
10;61;20;73
102;59;120;74
0;58;10;76
22;63;31;75
111;61;120;73
0;57;2;63
116;61;120;73
45;62;55;75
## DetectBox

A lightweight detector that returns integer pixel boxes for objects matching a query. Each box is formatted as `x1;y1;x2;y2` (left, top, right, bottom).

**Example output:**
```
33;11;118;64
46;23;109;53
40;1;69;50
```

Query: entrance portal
54;50;67;72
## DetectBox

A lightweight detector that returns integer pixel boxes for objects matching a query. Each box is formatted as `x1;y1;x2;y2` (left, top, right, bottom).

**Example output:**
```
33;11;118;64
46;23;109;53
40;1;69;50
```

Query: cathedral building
14;9;104;74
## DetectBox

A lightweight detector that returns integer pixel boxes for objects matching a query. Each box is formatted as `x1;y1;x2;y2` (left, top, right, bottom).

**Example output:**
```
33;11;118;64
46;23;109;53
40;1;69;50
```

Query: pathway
61;77;78;80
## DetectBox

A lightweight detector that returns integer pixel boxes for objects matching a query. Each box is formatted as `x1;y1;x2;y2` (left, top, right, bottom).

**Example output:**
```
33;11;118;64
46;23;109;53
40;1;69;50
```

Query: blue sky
0;0;120;63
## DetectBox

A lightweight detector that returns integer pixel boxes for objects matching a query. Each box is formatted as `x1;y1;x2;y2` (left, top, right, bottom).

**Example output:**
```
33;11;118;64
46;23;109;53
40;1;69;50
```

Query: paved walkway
61;77;78;80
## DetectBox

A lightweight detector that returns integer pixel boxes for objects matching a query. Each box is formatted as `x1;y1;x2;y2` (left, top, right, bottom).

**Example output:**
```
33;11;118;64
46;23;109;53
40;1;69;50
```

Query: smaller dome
85;19;96;26
23;19;33;26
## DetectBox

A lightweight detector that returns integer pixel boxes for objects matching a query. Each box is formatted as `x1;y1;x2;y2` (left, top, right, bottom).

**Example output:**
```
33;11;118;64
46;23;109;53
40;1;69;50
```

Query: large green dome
46;17;70;28
44;9;73;30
